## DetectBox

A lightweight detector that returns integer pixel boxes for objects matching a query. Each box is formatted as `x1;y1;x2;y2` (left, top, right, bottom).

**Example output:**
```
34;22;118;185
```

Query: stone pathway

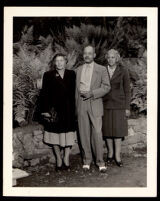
15;154;146;187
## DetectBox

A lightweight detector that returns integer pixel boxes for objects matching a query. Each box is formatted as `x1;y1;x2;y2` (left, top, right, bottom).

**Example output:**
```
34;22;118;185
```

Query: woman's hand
125;110;130;118
41;113;51;118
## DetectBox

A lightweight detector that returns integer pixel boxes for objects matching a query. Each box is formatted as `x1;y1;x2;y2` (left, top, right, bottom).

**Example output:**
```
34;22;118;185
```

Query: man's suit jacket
76;62;110;117
103;64;131;110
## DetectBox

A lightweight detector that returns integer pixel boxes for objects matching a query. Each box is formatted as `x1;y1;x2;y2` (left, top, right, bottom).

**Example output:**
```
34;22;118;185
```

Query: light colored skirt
43;131;77;147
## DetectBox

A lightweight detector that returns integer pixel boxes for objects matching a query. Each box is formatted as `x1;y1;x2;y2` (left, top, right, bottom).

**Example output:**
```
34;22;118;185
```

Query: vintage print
3;7;157;197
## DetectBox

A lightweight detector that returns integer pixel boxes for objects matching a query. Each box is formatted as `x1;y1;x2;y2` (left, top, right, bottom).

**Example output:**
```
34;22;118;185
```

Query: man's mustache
84;57;90;59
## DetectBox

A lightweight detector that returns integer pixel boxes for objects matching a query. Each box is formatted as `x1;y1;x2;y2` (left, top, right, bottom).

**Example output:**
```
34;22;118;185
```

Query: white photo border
3;7;158;197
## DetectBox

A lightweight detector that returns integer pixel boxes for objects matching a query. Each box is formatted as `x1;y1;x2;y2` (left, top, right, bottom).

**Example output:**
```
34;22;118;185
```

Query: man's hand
125;110;130;118
80;91;93;100
41;113;51;118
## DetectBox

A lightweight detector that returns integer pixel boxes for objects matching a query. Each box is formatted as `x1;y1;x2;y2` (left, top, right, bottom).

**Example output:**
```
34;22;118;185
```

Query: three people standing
40;46;130;172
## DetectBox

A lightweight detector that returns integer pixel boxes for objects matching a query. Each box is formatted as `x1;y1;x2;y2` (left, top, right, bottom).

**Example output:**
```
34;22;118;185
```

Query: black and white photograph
3;7;157;197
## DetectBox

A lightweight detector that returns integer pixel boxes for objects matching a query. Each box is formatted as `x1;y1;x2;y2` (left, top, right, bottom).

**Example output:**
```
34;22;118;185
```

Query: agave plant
54;20;147;68
52;23;110;70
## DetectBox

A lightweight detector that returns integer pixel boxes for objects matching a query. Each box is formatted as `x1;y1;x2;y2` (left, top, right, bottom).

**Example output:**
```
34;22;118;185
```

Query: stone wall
13;124;55;168
122;118;146;156
13;117;146;168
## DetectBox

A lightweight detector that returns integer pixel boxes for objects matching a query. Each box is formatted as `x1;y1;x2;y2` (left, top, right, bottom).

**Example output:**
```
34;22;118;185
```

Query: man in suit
76;45;111;172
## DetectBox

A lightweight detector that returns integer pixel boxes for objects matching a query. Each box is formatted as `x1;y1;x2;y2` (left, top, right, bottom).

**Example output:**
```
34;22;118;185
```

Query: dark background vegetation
13;17;147;127
14;17;147;57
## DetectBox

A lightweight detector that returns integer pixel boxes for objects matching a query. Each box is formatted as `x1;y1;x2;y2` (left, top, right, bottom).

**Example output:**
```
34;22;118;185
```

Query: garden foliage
13;20;147;125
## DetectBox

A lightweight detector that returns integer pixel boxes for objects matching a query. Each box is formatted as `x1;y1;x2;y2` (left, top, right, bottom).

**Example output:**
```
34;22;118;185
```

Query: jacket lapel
110;65;121;81
77;66;83;90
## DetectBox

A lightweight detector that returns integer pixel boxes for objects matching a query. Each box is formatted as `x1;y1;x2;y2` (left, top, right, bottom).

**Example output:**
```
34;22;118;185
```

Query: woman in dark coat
40;53;76;171
103;49;131;167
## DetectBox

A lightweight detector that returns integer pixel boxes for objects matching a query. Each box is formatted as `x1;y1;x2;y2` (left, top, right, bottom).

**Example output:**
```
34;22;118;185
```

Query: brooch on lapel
55;73;59;77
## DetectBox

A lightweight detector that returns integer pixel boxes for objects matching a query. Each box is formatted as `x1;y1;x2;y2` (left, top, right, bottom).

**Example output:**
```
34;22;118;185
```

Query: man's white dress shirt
80;62;94;92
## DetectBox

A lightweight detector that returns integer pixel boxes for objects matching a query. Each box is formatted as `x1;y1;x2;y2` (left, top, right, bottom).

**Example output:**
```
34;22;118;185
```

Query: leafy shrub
121;55;147;117
13;22;147;126
13;26;54;125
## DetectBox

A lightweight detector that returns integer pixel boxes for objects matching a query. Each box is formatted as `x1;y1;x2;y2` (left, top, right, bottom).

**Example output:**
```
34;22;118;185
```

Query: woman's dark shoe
63;157;70;171
55;160;63;172
63;163;71;171
63;160;70;171
106;157;114;166
55;165;63;172
115;160;123;167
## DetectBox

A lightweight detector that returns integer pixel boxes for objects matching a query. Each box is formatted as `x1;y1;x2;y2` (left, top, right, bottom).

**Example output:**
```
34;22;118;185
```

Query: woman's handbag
41;107;58;124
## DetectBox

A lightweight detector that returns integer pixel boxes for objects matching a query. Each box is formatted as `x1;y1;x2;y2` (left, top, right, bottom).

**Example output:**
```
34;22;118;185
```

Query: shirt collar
85;61;94;68
108;65;116;71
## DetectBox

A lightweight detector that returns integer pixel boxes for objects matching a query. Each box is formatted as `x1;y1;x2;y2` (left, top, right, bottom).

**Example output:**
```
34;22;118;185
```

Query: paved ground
16;153;146;187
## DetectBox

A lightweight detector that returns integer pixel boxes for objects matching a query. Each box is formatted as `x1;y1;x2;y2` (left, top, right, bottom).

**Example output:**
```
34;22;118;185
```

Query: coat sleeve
92;66;111;99
123;68;131;110
75;67;79;109
70;70;76;101
40;72;51;113
70;70;77;117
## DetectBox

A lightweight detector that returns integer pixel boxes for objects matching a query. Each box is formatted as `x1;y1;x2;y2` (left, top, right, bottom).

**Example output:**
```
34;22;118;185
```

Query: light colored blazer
75;62;110;117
